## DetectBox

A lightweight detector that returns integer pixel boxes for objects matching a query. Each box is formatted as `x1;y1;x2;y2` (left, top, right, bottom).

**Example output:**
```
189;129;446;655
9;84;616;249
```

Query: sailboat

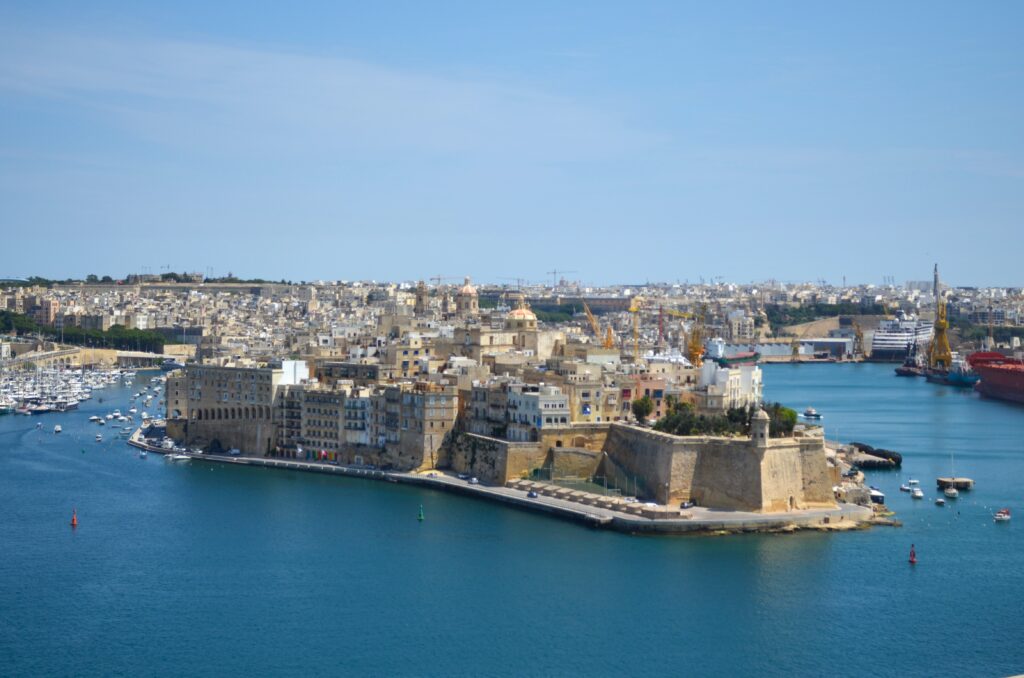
943;449;960;499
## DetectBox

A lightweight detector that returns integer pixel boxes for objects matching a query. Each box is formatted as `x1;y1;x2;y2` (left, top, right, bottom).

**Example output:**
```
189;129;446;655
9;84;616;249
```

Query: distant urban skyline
0;267;999;291
2;2;1022;286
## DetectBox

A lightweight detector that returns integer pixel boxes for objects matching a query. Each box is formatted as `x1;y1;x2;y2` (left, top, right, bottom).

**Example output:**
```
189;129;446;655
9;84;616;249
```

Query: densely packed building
4;271;1021;471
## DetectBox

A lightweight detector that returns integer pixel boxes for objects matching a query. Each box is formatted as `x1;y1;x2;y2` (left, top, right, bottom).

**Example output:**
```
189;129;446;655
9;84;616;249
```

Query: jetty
936;477;975;491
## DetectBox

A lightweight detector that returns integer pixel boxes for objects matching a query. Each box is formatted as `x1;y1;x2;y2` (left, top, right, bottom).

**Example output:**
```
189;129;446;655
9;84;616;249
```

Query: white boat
138;450;148;459
802;407;822;419
908;479;919;486
994;508;1011;522
88;415;101;422
911;488;924;499
899;484;911;492
935;497;946;506
105;414;114;420
944;486;959;499
53;425;62;433
168;454;191;462
95;434;102;442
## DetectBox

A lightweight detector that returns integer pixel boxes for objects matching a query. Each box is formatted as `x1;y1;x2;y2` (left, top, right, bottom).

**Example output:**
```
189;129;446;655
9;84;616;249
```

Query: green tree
632;395;655;423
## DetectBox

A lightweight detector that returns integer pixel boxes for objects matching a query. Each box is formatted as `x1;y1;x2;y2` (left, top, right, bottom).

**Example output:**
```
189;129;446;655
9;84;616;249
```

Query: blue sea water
1;364;1023;677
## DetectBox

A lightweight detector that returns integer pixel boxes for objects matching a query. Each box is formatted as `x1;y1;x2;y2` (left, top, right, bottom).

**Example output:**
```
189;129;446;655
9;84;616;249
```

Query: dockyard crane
628;296;645;360
582;300;616;349
686;304;707;367
658;306;693;348
928;298;953;370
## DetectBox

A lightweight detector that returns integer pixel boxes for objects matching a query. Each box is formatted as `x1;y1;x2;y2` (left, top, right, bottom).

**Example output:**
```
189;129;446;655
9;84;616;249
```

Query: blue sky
1;2;1022;286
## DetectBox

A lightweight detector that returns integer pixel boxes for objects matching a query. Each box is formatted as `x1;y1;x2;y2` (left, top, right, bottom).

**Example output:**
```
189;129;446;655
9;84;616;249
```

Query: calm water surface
1;364;1023;677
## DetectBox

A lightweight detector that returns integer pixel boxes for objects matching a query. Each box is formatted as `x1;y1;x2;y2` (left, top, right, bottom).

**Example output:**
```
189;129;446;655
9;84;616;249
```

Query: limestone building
455;277;479;319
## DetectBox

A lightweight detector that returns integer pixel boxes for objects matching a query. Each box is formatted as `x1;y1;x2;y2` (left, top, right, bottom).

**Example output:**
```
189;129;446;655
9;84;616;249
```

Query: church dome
507;307;537;321
458;277;477;296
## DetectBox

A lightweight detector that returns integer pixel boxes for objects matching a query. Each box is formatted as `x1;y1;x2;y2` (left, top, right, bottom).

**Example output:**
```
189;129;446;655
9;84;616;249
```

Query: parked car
680;500;695;509
468;477;479;485
457;473;468;480
527;491;538;498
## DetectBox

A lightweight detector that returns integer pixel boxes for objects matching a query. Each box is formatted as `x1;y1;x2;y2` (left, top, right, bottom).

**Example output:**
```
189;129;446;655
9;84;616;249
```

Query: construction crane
582;300;616;349
658;306;693;347
928;298;953;370
628;296;645;360
687;304;706;367
430;275;460;287
546;269;578;290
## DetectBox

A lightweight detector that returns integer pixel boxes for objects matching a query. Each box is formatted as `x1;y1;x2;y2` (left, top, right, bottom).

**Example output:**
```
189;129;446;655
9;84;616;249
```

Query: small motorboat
98;419;105;426
802;407;822;420
944;486;959;499
138;450;148;459
994;508;1011;522
935;497;946;506
899;484;911;492
95;434;102;442
911;488;924;499
908;479;919;486
54;425;62;434
168;454;191;462
88;415;100;422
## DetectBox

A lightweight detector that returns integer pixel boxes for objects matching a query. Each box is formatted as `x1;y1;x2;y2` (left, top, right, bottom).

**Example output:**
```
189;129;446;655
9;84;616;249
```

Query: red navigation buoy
909;543;917;565
70;509;78;529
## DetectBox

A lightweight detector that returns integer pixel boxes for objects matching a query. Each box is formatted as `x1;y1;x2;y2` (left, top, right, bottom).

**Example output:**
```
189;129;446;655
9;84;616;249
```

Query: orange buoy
70;509;78;529
909;543;916;565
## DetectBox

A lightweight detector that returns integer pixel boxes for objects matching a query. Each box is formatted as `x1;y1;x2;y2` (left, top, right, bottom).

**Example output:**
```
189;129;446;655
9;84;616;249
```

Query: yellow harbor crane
682;304;706;367
928;298;953;370
582;300;616;349
628;296;645;359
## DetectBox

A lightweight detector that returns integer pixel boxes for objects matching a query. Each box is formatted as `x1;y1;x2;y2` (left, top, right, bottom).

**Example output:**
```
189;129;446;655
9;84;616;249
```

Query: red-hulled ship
968;352;1024;404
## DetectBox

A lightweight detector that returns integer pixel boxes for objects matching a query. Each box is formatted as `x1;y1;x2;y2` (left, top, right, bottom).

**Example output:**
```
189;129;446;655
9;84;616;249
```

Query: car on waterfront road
527;491;538;498
457;473;468;480
680;500;695;509
468;477;479;485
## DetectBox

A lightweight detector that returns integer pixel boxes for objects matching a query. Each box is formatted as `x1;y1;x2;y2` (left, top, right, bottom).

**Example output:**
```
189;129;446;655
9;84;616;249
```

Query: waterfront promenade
129;426;873;535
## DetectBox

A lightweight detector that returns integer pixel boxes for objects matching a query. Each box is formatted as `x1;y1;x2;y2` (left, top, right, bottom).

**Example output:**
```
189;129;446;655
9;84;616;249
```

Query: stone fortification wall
540;424;609;452
690;440;761;510
798;437;836;506
603;423;836;512
603;425;688;503
448;433;544;485
187;419;275;456
549;447;603;480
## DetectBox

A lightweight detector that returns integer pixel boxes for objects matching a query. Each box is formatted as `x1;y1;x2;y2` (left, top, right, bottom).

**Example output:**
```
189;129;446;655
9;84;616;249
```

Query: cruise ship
869;312;934;361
